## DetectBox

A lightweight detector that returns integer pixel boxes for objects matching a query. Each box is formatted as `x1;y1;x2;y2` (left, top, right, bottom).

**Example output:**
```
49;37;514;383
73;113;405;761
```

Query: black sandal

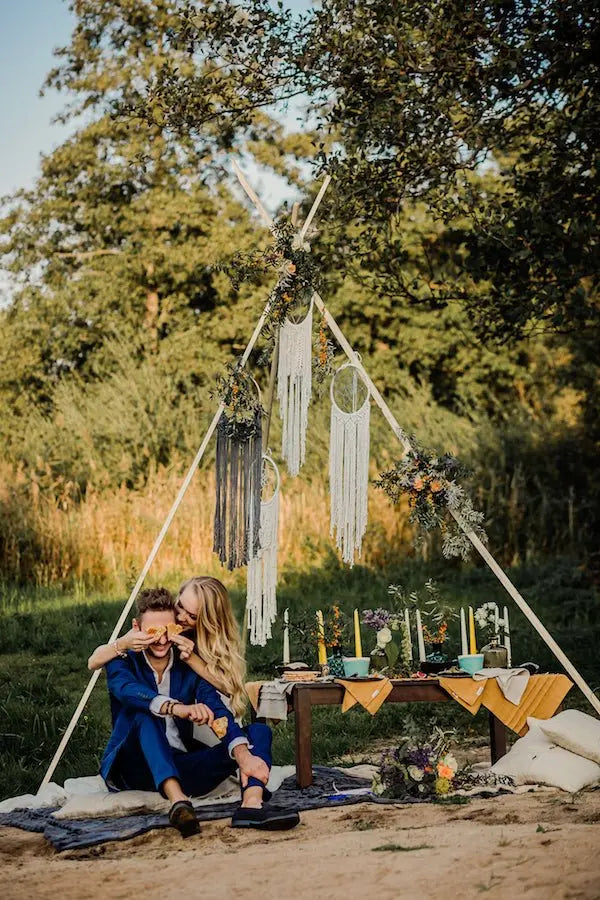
169;800;200;838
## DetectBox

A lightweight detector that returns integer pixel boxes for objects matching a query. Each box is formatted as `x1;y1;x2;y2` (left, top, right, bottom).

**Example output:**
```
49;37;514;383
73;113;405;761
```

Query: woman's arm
87;628;156;671
182;651;231;696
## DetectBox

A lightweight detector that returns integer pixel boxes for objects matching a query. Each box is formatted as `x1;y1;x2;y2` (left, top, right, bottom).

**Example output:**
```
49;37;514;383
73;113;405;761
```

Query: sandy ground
1;788;600;900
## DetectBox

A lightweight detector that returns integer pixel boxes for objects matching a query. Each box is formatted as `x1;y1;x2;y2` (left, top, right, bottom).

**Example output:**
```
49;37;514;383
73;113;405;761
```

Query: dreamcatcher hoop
246;453;281;646
277;297;313;476
329;360;371;567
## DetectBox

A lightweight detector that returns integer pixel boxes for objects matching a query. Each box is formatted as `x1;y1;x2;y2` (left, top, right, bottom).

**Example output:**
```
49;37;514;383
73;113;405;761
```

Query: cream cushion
536;710;600;764
491;718;600;792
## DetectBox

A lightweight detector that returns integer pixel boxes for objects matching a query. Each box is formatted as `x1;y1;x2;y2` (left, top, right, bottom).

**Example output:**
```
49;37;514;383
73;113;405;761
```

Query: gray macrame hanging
277;298;313;476
246;454;280;646
329;361;371;567
213;407;262;571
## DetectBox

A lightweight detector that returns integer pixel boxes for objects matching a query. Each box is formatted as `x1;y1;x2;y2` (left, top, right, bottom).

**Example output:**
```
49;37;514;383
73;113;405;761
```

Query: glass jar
481;635;509;668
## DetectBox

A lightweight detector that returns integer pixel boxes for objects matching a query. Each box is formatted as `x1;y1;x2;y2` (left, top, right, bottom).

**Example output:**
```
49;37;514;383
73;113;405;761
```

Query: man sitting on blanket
100;586;299;837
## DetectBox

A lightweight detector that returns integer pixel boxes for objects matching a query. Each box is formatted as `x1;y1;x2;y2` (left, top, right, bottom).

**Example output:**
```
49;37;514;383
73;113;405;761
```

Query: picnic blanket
439;673;573;735
0;765;533;852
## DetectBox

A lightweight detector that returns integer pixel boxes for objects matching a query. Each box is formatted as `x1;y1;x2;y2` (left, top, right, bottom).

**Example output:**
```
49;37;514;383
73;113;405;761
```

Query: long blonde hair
177;576;247;718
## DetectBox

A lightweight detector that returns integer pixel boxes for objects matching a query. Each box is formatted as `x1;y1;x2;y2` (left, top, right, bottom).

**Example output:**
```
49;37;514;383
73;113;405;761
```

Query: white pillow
535;710;600;764
491;719;600;792
523;745;600;793
490;720;552;784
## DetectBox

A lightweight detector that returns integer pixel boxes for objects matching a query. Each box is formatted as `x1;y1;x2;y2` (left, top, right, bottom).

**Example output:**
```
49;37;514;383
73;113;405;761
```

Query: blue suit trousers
109;713;272;798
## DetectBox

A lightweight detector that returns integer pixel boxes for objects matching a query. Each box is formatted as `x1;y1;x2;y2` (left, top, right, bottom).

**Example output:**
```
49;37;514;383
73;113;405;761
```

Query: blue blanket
0;767;407;852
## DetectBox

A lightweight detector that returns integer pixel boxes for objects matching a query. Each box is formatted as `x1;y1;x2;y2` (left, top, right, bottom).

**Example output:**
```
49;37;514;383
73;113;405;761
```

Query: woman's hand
118;628;157;653
171;632;195;661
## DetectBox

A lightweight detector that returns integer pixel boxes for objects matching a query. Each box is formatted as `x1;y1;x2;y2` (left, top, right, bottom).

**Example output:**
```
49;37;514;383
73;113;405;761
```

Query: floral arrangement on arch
361;608;411;676
372;728;459;800
375;436;487;560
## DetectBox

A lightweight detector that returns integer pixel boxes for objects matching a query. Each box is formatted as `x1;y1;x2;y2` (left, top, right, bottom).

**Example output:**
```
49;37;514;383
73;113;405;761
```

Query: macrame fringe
213;410;262;571
246;458;280;646
277;301;313;476
329;369;370;567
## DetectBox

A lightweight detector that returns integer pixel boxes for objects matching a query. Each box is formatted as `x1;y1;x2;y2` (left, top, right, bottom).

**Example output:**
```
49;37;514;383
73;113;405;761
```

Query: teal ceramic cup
458;653;484;675
342;656;370;677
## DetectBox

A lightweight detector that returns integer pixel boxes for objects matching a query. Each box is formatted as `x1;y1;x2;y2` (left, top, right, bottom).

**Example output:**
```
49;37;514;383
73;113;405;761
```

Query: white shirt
145;651;188;753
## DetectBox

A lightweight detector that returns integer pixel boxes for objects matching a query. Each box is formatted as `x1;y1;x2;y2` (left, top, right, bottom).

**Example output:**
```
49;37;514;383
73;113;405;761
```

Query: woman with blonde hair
172;575;247;718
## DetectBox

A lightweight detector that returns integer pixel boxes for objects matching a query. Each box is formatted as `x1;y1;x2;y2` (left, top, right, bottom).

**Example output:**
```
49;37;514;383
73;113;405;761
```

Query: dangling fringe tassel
213;410;262;570
277;301;313;476
329;368;370;566
246;457;280;646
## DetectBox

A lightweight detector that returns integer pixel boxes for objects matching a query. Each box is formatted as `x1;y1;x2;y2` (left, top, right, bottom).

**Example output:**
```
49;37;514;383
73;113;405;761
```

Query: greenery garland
376;437;487;561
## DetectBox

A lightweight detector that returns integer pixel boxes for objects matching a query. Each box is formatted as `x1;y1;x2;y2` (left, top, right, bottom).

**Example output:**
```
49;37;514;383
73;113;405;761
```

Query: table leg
488;711;507;764
294;688;313;788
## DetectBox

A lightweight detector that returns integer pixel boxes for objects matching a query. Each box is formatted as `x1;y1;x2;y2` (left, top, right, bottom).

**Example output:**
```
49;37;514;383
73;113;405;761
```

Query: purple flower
362;608;394;630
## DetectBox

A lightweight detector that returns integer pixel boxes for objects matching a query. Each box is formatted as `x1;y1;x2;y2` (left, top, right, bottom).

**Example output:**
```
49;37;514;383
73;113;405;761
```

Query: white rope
246;455;280;645
329;363;370;566
277;300;313;476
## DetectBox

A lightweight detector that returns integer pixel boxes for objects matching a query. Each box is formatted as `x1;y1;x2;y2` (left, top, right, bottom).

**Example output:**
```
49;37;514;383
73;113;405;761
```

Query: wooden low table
287;678;508;788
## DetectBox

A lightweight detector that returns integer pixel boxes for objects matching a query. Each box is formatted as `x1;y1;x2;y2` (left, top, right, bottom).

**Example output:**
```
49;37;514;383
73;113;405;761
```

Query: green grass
1;556;598;801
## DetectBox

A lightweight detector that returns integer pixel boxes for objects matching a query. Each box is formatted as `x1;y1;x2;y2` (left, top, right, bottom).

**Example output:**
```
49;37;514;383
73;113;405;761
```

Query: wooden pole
39;297;274;790
232;163;600;718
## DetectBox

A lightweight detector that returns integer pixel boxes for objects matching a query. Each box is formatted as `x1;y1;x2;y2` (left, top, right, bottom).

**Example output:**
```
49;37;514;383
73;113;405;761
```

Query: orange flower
430;480;443;493
437;763;454;780
413;477;424;491
288;262;296;274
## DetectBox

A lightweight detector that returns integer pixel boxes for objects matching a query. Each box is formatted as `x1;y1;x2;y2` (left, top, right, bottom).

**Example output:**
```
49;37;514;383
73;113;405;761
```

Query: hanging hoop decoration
213;370;263;571
277;296;313;477
329;360;371;567
247;454;281;646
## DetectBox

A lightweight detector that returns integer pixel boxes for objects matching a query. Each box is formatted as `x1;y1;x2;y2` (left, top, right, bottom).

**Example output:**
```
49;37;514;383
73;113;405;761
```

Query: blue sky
0;0;313;201
0;0;75;198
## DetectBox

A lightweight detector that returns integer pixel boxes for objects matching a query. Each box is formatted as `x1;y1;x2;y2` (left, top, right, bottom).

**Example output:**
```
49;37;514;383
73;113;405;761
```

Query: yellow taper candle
354;609;362;658
468;606;477;654
316;610;327;666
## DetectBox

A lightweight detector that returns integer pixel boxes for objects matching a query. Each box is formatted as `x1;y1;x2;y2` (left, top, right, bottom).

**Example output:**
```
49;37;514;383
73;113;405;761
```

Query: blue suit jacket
100;651;245;783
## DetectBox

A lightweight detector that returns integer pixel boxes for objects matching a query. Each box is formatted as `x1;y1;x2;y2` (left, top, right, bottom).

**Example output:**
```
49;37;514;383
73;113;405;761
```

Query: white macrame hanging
277;299;313;476
329;362;371;567
246;455;281;646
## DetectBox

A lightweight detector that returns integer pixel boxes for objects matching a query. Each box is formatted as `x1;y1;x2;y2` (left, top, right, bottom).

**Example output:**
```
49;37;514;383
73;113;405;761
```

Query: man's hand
118;628;157;653
233;745;270;788
171;632;195;661
174;703;214;726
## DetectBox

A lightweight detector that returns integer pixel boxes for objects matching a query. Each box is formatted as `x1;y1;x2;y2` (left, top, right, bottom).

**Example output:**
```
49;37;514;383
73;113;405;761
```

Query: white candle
415;609;426;662
283;608;290;665
460;607;468;656
503;606;512;666
494;603;499;636
404;608;413;660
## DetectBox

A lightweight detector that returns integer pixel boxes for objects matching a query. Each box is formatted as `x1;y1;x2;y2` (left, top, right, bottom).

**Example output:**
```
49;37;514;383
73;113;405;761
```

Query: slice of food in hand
167;622;184;637
146;625;166;640
211;717;228;739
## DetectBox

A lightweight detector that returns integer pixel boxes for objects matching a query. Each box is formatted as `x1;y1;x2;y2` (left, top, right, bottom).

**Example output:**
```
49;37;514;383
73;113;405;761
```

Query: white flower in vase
376;626;393;648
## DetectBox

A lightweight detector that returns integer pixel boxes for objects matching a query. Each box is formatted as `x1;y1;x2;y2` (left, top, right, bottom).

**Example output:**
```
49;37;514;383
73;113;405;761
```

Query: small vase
327;648;346;678
481;636;509;668
370;647;388;672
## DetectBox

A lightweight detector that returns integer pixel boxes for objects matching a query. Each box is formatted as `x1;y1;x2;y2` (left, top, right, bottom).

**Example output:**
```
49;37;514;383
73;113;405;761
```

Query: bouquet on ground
361;608;411;676
372;728;459;800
